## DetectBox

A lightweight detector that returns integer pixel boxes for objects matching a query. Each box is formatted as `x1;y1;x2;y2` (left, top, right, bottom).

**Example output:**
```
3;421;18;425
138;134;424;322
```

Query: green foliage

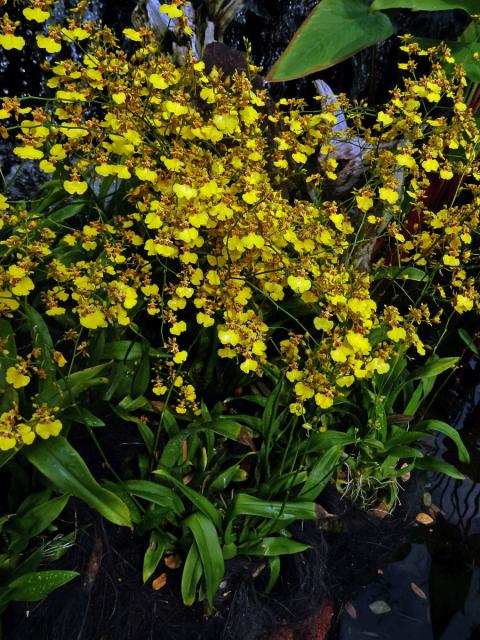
0;488;75;615
0;0;476;617
25;437;132;527
266;0;394;82
371;0;477;11
267;0;478;81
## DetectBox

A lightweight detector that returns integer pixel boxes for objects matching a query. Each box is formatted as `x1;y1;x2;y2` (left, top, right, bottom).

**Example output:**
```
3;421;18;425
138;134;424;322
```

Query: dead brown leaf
416;512;434;525
411;582;427;600
164;554;182;570
152;573;167;591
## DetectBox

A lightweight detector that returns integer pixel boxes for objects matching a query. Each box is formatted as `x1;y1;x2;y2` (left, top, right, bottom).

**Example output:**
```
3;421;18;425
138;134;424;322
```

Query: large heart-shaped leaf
371;0;477;12
266;0;394;82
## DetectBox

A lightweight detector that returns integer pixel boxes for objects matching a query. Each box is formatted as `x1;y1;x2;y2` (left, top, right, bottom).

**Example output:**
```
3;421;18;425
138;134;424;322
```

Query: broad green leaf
306;429;355;453
384;430;427;450
409;357;458;381
231;414;263;431
154;469;222;530
11;495;69;541
415;456;465;480
132;347;150;397
449;42;480;83
158;408;179;437
8;570;79;602
418;419;470;463
458;328;479;356
227;394;268;408
0;449;17;470
0;319;16;369
262;382;284;438
143;530;169;583
374;266;428;282
102;341;143;361
299;447;342;500
266;0;394;82
159;419;250;468
184;512;224;609
26;437;131;527
181;541;203;606
137;422;155;454
118;395;150;412
404;381;424;416
371;0;478;12
208;463;244;492
38;363;111;406
102;479;143;525
416;30;480;83
241;537;310;556
230;494;317;521
124;480;184;515
24;304;55;391
385;445;423;459
47;202;85;224
266;556;281;592
65;406;106;427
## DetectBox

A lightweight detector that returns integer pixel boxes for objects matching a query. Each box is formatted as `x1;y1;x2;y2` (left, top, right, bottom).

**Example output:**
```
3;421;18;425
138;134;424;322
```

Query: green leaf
137;422;155;454
0;449;17;470
184;512;224;609
241;537;310;556
65;406;106;427
299;446;342;500
230;494;317;521
385;445;423;459
208;463;247;492
24;304;56;391
418;419;470;463
374;266;428;282
415;456;465;480
403;381;424;416
132;347;150;397
47;202;85;224
38;363;111;406
306;429;355;452
384;430;427;450
143;530;169;583
181;541;203;606
266;0;394;82
25;437;131;527
266;556;281;593
458;328;479;356
8;571;79;602
409;357;458;381
159;419;250;468
124;480;184;515
262;382;283;438
154;469;222;530
11;494;69;541
0;319;16;370
371;0;478;13
102;341;143;361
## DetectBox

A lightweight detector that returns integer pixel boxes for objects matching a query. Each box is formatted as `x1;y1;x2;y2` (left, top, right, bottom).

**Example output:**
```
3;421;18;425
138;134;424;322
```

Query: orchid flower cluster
0;0;478;450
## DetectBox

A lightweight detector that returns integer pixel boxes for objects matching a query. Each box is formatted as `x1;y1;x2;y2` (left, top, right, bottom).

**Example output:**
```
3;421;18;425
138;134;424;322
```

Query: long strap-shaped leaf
159;418;253;468
154;468;222;530
181;541;203;606
26;436;131;527
184;512;224;609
